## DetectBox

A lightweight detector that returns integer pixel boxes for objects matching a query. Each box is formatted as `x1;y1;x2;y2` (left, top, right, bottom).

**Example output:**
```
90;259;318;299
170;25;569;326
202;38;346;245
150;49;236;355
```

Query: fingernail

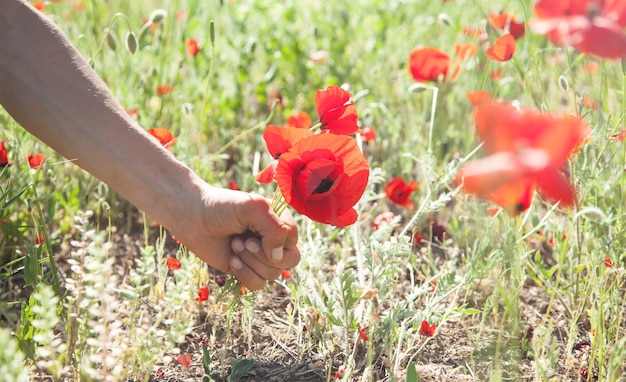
232;238;245;253
271;247;283;262
246;240;260;254
231;256;243;270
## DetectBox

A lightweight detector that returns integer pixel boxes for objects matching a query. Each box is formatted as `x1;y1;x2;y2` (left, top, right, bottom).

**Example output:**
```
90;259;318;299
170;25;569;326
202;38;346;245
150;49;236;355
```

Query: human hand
171;185;300;290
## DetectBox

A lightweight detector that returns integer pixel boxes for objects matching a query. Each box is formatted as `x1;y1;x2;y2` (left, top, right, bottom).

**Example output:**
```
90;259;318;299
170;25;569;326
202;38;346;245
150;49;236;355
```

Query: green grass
1;0;625;381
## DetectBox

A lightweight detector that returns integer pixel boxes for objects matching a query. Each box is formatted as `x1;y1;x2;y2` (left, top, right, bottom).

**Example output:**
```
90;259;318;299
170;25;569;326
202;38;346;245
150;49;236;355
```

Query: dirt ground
4;218;618;382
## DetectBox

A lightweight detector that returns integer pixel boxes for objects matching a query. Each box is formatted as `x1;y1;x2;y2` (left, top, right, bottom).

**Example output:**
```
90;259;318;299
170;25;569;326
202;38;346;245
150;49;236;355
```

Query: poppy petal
275;134;369;227
408;47;451;83
486;34;516;62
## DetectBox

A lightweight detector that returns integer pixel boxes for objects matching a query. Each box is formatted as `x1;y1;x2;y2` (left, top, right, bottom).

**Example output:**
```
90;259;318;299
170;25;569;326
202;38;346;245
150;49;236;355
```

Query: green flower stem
271;187;288;217
309;122;322;132
214;99;279;156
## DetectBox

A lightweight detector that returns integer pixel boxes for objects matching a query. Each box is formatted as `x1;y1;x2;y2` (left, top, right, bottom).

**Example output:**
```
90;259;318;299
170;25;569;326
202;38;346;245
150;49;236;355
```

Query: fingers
230;237;293;290
238;196;299;265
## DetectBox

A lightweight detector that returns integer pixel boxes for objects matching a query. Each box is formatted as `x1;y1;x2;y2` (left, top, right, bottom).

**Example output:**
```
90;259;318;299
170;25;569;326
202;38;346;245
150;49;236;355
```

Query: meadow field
1;0;625;381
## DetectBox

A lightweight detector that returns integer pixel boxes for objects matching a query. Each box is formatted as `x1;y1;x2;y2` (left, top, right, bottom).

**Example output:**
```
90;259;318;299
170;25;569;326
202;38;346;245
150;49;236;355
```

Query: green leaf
202;345;212;375
406;362;419;382
228;358;255;382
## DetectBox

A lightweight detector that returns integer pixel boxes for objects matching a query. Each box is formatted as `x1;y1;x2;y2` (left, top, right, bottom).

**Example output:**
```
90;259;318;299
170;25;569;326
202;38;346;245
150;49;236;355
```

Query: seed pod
437;13;453;27
105;28;117;51
125;32;138;54
149;9;167;24
558;75;569;91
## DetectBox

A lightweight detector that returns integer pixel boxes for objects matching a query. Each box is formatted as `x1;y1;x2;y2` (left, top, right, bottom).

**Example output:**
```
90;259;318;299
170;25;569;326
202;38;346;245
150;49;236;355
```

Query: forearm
0;1;204;229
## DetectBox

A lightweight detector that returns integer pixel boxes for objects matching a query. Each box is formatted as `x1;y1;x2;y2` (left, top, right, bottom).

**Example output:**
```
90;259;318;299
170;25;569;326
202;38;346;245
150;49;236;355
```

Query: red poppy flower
166;257;182;270
0;141;11;168
455;42;478;60
488;11;526;40
147;128;177;149
463;25;486;37
581;95;598;109
287;111;313;129
372;211;396;230
281;269;291;279
125;108;139;118
360;126;377;142
413;231;426;245
274;134;369;227
27;153;45;170
486;34;516;62
227;179;240;190
33;1;44;11
408;47;453;82
604;257;614;268
196;286;209;302
419;320;437;337
185;38;200;56
467;90;491;106
385;177;419;209
35;234;45;245
358;326;369;341
531;0;626;59
157;84;173;96
315;86;359;135
456;101;590;215
176;354;192;370
490;68;504;80
256;125;314;184
583;61;599;73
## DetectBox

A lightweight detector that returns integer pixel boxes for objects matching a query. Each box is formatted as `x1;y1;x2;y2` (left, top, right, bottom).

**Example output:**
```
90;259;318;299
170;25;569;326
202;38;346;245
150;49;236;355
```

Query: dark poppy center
314;178;334;194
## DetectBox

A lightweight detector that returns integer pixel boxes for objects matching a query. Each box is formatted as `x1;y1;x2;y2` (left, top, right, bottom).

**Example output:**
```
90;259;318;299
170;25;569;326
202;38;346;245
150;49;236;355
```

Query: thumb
241;196;298;264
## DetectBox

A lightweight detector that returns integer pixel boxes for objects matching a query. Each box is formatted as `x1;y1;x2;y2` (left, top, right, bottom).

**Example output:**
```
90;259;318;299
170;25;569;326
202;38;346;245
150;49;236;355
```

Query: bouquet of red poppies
256;85;370;227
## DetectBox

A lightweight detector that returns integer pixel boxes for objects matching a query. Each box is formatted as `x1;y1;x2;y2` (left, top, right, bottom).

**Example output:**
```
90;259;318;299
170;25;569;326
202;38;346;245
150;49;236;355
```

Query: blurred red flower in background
287;111;313;129
454;42;478;60
358;326;369;341
315;86;359;135
166;257;181;270
360;126;377;142
531;0;626;59
385;177;419;208
456;101;590;215
176;354;192;370
419;320;437;337
157;84;173;96
372;211;396;230
486;33;516;61
408;47;457;83
185;38;200;56
467;90;492;106
227;180;240;190
147;128;177;149
0;141;11;168
27;153;45;170
275;134;369;227
196;286;209;302
488;11;526;39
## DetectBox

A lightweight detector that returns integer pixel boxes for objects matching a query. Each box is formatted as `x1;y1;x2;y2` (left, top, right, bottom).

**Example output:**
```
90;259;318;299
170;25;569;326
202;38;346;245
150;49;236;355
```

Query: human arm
0;0;300;289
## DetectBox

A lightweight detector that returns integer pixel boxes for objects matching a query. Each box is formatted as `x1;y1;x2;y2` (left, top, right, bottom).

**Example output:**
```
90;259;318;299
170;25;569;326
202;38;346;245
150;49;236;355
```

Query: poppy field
2;0;626;381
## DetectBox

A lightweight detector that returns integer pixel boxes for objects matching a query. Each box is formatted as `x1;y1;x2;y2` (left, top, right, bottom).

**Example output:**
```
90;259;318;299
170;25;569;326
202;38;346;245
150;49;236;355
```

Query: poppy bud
126;32;138;54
